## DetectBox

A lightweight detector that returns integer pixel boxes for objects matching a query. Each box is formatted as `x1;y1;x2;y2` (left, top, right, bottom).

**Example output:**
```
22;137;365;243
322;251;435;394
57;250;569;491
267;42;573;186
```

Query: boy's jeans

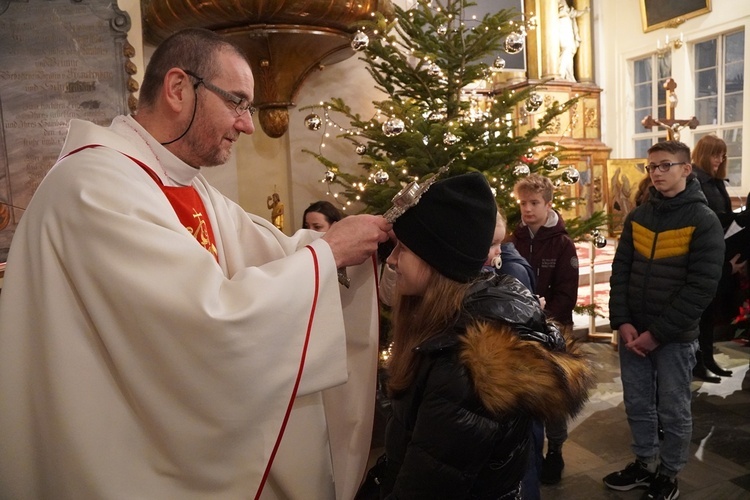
619;339;697;476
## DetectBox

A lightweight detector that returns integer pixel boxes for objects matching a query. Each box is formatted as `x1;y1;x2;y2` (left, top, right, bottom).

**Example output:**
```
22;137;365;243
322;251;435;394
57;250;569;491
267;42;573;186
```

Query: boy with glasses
604;141;725;500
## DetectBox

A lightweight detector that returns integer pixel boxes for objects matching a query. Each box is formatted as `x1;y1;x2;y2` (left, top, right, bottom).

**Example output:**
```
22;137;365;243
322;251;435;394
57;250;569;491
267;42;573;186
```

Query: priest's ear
162;68;196;115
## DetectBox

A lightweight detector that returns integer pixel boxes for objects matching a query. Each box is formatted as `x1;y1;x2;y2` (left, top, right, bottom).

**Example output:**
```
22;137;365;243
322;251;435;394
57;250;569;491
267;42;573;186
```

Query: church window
633;52;672;158
693;29;744;186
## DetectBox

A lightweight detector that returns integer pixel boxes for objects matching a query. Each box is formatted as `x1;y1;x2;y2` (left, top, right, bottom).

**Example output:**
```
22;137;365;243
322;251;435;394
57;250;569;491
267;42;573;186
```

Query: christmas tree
301;0;605;240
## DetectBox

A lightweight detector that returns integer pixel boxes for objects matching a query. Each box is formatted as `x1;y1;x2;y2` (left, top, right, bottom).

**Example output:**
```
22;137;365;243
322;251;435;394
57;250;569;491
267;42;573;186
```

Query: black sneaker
640;474;679;500
603;460;656;491
540;450;564;485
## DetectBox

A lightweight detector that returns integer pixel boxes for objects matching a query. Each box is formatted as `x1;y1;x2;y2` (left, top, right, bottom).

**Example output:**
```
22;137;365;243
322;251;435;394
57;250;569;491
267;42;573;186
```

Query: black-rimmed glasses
183;69;256;118
644;161;686;173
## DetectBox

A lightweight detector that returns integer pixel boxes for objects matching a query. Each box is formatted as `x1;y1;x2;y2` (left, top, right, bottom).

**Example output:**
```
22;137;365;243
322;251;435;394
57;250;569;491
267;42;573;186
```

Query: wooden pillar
524;0;542;80
540;0;560;79
574;0;594;85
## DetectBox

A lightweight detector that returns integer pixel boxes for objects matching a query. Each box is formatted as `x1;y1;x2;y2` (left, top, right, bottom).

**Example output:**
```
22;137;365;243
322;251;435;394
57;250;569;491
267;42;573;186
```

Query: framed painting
607;159;648;236
640;0;711;33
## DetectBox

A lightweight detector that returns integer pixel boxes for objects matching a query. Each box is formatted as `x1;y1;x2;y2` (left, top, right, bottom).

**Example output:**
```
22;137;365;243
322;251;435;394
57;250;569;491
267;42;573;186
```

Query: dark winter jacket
511;211;578;325
380;274;593;499
500;242;536;292
692;168;738;324
480;243;536;292
609;179;725;344
693;167;733;227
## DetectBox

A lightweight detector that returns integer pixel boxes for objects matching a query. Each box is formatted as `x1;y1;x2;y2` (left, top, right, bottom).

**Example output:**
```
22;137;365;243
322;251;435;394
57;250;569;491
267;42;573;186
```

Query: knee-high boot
696;307;732;379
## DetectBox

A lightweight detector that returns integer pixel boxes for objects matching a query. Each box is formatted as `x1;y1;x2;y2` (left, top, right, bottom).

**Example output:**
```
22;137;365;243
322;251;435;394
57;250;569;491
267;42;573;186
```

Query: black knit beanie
393;172;497;283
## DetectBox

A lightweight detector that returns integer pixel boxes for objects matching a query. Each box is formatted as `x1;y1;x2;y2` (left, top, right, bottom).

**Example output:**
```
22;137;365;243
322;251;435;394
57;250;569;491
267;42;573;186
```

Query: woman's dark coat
380;274;593;499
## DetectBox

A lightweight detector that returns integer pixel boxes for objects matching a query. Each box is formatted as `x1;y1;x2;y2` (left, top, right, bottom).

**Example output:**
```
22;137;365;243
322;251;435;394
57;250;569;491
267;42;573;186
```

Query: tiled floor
549;239;750;498
542;339;750;499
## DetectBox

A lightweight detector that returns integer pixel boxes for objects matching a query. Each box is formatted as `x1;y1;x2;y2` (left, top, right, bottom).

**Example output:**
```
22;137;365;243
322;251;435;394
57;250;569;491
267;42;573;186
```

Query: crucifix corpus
641;78;699;141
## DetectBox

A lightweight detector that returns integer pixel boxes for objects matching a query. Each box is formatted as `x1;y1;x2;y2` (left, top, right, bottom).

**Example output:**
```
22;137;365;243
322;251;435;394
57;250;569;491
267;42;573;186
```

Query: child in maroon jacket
511;173;579;486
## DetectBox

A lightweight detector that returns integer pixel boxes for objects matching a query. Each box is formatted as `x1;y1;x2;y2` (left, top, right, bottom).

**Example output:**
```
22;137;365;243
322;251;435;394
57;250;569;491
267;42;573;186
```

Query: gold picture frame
640;0;711;33
607;159;648;236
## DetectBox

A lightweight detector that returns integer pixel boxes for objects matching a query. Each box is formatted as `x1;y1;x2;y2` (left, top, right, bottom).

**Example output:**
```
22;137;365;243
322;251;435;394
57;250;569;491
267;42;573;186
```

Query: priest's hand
322;215;391;268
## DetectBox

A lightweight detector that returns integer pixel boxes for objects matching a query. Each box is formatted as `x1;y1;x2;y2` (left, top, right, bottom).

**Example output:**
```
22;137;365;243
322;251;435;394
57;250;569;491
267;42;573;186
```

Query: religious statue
558;0;589;82
266;192;284;231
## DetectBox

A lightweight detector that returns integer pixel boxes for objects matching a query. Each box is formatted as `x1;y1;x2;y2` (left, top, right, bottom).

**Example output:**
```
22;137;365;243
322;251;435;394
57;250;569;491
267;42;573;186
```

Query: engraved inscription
0;0;132;261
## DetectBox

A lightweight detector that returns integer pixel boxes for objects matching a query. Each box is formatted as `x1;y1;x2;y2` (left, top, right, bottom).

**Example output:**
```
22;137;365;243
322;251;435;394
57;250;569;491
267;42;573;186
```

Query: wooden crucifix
641;78;699;141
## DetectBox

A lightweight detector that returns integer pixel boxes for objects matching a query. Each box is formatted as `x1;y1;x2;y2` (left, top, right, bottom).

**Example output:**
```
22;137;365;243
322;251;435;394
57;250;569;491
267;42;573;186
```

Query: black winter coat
693;167;733;227
380;274;593;499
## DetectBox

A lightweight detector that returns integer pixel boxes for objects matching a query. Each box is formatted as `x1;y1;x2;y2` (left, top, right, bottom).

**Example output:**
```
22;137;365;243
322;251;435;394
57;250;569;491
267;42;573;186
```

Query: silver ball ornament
504;32;525;54
513;162;530;176
374;170;390;184
428;111;446;122
492;56;506;71
351;31;369;51
542;155;560;171
594;234;607;248
324;170;336;183
355;144;367;155
304;113;322;131
427;63;441;77
382;118;405;137
437;24;448;36
525;92;543;112
562;166;580;185
443;132;459;146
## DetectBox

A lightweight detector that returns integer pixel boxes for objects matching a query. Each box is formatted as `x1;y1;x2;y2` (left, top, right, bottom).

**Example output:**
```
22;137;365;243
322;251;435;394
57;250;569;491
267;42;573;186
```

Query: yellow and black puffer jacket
609;178;725;344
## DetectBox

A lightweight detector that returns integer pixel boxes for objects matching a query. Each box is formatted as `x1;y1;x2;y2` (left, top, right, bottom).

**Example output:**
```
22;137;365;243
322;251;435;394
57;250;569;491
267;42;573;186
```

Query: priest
0;28;390;499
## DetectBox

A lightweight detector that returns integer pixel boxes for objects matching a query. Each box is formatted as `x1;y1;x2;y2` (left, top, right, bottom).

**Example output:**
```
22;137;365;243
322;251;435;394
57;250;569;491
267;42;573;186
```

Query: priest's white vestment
0;116;379;499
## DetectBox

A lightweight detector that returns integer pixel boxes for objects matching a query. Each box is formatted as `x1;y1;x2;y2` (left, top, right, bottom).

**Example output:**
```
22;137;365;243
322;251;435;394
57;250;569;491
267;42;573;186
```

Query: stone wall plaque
0;0;133;264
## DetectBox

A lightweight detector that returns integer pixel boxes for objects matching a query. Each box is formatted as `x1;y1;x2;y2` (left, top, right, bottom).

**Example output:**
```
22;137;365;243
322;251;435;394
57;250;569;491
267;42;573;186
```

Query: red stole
131;158;219;262
62;144;219;262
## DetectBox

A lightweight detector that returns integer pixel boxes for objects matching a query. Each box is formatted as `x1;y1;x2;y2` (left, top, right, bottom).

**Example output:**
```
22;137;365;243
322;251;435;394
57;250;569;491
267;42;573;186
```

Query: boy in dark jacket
511;173;578;485
604;141;724;500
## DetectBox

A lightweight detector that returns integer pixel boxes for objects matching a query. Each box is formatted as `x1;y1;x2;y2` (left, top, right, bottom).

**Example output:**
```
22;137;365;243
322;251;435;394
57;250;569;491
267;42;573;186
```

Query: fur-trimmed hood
460;322;593;421
417;273;594;422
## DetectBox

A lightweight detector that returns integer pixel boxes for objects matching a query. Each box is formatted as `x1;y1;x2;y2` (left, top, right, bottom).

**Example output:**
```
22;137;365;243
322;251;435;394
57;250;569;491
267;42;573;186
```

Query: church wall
595;0;750;196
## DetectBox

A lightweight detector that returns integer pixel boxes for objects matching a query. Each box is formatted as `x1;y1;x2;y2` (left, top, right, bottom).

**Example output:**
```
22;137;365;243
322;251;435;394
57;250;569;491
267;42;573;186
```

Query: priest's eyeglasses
644;161;686;173
183;69;256;118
